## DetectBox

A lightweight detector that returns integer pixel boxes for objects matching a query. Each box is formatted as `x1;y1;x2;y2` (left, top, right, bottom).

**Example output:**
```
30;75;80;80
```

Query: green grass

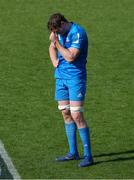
0;0;134;178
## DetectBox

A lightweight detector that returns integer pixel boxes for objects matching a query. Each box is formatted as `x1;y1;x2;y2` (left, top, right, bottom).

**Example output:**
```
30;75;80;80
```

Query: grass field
0;0;134;179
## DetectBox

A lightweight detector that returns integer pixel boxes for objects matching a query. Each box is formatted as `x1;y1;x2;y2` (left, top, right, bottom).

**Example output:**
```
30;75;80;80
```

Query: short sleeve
70;33;83;49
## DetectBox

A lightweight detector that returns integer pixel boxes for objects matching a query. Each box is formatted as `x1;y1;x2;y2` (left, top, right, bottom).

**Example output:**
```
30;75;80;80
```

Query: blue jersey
55;22;88;80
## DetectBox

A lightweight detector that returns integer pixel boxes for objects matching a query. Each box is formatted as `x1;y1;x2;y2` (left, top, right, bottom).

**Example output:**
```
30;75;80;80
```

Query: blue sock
65;122;78;155
78;127;92;158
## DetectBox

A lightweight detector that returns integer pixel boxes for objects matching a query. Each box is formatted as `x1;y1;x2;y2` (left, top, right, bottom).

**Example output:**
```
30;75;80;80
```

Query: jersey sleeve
70;32;83;49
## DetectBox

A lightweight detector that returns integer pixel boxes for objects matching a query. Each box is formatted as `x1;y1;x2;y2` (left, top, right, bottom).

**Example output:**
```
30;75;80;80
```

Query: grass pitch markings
0;140;21;180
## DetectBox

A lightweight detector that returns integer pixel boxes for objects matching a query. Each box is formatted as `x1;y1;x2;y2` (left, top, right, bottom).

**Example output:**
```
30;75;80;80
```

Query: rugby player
47;13;93;167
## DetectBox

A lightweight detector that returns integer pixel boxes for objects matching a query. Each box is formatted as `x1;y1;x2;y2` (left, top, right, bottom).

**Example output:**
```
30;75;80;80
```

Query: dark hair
47;13;68;31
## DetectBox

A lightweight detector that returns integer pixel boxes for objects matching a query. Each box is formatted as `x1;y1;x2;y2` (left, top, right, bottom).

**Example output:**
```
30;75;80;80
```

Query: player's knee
70;106;84;123
62;109;72;121
58;104;71;121
71;111;87;127
71;112;81;122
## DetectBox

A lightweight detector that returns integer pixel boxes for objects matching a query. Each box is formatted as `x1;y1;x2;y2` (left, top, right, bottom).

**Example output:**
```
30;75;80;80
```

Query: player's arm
55;41;80;63
49;32;59;68
49;42;59;68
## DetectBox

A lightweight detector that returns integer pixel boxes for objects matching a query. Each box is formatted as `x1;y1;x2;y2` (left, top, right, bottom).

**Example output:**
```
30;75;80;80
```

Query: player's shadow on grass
94;150;134;165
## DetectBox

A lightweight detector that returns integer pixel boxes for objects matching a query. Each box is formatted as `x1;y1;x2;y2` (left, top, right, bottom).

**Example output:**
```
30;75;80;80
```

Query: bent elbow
67;55;76;63
66;49;79;63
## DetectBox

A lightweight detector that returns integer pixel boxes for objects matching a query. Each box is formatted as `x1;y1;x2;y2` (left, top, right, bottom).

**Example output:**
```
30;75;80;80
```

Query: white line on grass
0;140;21;180
0;166;1;176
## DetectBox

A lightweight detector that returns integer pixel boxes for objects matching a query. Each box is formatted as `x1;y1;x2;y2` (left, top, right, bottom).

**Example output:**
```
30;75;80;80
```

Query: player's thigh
58;100;71;119
70;101;84;107
58;100;70;106
70;101;84;114
70;101;85;123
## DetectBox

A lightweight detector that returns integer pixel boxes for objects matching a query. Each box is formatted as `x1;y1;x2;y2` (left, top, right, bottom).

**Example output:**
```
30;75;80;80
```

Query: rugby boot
55;152;79;162
79;156;93;167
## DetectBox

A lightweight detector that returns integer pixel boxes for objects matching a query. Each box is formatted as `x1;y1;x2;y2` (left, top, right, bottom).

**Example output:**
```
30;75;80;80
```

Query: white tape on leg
70;106;84;112
58;104;70;111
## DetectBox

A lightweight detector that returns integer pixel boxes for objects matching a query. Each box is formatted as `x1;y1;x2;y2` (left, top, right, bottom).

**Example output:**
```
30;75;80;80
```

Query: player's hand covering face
49;32;58;42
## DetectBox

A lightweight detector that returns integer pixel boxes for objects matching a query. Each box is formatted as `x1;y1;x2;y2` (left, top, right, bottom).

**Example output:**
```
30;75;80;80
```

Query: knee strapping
58;104;70;111
70;106;84;112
